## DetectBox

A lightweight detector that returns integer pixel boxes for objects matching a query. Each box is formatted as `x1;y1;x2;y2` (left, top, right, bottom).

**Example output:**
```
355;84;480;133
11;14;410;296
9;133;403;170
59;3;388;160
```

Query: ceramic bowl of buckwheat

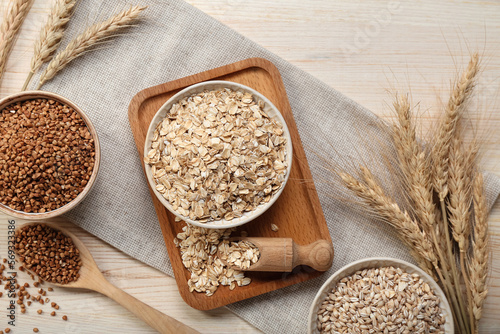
0;91;100;220
144;80;293;229
308;257;453;333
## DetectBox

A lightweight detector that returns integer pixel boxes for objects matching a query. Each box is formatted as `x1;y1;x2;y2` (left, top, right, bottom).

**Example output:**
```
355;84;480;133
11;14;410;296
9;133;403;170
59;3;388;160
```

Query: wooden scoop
16;222;198;334
221;237;334;272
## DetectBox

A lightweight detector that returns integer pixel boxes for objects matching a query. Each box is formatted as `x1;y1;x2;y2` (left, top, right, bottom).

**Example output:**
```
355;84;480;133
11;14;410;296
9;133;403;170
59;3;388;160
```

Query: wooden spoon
16;222;199;334
220;237;334;272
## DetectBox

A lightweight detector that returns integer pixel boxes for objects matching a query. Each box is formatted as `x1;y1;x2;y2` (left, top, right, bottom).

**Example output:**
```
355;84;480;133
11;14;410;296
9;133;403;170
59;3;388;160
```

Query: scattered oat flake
174;222;252;296
271;224;279;232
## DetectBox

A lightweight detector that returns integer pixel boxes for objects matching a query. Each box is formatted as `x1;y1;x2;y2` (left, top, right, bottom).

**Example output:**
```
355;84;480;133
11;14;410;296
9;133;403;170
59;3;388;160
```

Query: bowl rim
307;257;454;333
0;90;101;219
143;80;293;229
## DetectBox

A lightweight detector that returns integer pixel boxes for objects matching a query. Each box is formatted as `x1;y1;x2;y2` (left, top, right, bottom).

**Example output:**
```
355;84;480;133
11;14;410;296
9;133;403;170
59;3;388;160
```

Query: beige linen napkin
30;1;500;333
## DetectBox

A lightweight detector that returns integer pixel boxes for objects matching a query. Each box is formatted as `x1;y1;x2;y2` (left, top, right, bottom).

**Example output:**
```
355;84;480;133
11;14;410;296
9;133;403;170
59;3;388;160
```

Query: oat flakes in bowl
144;81;293;229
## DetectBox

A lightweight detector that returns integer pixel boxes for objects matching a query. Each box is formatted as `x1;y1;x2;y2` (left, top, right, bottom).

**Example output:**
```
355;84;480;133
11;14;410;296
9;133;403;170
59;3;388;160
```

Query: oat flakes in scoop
145;88;288;222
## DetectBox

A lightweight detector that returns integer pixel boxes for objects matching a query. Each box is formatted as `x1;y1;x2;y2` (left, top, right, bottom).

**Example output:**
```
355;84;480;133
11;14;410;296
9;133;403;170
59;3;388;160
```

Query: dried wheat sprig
438;192;471;333
429;54;479;334
391;95;437;233
391;94;472;331
431;53;479;200
22;0;77;90
37;5;147;89
0;0;34;82
448;137;477;251
469;172;489;333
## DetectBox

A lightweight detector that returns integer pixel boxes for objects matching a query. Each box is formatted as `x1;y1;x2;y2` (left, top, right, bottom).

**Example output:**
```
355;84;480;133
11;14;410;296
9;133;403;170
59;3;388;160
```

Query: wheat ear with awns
22;0;77;91
469;172;488;330
37;5;147;89
0;0;34;83
332;53;490;334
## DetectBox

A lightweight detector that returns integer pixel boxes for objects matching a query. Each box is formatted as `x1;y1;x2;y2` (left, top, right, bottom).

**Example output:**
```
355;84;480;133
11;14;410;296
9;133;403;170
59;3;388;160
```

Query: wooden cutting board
128;57;332;310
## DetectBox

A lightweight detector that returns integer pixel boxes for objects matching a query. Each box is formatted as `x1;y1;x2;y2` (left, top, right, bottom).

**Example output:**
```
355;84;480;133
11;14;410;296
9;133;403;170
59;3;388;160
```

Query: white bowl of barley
308;257;453;333
143;80;293;229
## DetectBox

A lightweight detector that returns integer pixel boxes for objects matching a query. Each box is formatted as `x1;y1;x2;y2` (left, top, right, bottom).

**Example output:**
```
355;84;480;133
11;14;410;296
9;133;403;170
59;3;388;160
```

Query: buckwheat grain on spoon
15;222;199;334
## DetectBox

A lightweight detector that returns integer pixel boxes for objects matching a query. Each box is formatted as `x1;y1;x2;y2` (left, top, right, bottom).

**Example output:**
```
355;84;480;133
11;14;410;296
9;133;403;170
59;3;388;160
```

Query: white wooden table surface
1;0;500;333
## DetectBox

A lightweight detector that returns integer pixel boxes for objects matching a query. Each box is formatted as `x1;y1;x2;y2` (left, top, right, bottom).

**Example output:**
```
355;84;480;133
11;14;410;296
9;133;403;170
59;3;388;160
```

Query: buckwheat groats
15;224;82;284
0;98;95;213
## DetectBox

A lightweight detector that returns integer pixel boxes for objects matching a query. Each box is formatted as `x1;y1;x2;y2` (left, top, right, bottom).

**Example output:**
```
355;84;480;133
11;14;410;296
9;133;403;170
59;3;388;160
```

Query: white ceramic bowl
144;80;293;229
308;257;454;333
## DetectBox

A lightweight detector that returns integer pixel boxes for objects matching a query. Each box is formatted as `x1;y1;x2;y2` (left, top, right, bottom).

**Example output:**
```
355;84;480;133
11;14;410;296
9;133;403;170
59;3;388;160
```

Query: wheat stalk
431;53;479;200
429;54;480;334
448;136;478;334
0;0;34;82
22;0;77;90
469;172;489;333
391;94;471;329
37;5;147;89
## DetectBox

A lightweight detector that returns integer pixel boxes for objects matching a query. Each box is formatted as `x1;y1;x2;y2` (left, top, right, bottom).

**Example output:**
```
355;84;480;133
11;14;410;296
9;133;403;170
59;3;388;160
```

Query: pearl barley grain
316;266;445;333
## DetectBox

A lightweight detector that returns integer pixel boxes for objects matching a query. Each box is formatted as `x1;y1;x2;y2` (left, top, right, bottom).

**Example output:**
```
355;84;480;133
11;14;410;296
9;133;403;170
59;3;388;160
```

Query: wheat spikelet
37;5;147;88
469;172;489;330
23;0;76;90
391;94;436;233
338;168;438;268
448;137;477;251
0;0;34;81
431;53;479;200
